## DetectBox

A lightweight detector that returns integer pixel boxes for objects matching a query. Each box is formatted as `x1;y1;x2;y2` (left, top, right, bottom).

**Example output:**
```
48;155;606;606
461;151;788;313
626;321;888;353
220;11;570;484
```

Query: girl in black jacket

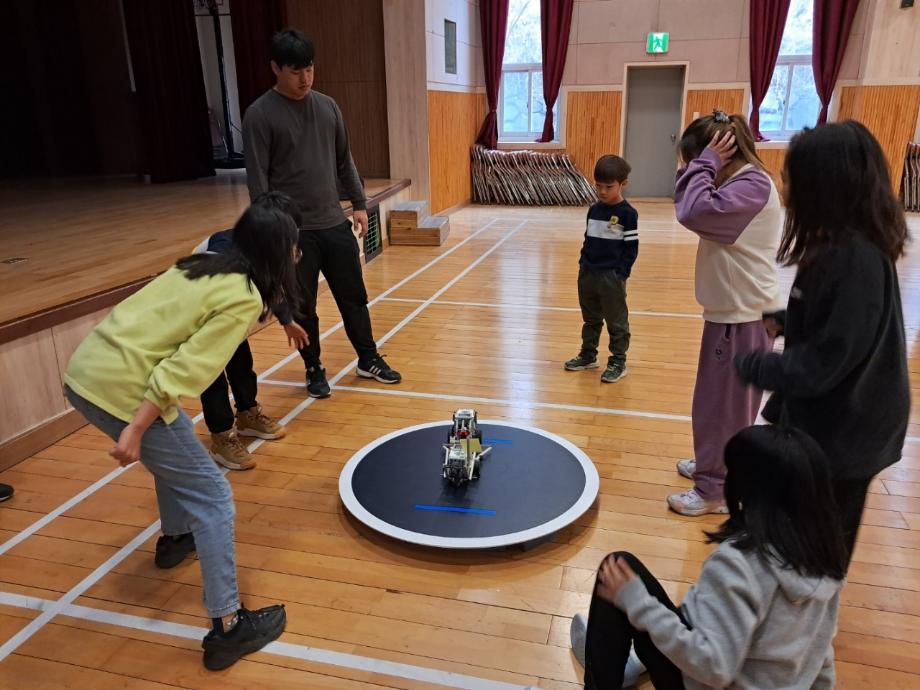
734;120;910;565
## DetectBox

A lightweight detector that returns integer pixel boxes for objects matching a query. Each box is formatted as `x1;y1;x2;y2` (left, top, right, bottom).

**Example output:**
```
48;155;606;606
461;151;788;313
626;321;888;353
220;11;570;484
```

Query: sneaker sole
0;494;12;503
209;451;257;472
307;389;332;399
564;362;599;371
237;428;287;441
155;550;196;570
356;368;401;384
601;370;628;383
203;614;287;671
676;462;694;480
667;500;729;517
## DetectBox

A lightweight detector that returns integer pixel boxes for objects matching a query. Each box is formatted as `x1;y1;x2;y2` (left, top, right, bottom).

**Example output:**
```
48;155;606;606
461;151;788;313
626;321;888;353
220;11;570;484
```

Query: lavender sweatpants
692;320;772;500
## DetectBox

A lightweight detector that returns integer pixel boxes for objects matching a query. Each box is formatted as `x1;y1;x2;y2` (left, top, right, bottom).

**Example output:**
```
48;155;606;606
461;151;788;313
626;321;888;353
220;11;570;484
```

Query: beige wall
861;0;920;82
426;0;484;90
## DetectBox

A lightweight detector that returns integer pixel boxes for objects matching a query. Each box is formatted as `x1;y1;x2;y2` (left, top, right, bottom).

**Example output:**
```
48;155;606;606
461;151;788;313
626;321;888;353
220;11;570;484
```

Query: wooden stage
0;173;408;327
0;200;919;688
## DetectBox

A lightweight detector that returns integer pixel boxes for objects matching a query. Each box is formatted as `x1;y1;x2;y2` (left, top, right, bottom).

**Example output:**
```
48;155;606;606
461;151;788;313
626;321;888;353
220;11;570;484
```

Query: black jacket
735;239;909;479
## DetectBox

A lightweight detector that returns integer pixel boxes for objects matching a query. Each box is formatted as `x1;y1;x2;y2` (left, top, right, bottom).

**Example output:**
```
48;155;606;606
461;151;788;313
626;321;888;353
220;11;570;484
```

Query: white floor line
0;592;531;690
0;218;501;556
246;218;528;454
0;218;531;676
263;380;691;423
381;296;701;319
0;521;162;663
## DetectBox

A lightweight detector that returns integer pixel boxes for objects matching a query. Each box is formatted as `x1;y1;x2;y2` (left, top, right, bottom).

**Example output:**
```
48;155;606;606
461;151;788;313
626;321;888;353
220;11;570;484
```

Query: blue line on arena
414;505;496;516
483;438;512;444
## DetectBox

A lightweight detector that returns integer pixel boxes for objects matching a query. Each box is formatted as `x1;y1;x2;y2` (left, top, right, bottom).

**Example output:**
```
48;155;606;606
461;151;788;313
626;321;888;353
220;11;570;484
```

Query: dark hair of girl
175;204;299;321
777;120;908;266
706;425;848;580
679;110;766;171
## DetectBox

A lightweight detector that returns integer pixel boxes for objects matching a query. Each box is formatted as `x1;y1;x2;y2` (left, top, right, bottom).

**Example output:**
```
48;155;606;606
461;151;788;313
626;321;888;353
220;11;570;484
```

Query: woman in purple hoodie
669;112;782;517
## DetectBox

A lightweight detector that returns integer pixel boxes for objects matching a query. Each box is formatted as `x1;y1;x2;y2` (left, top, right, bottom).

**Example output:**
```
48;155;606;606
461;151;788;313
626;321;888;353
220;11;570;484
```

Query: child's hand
763;317;783;339
596;555;638;604
283;322;309;350
707;131;737;166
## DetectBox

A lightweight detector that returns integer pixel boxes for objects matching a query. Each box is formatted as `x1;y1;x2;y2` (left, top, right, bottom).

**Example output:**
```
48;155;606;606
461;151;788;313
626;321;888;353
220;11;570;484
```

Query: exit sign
646;32;669;54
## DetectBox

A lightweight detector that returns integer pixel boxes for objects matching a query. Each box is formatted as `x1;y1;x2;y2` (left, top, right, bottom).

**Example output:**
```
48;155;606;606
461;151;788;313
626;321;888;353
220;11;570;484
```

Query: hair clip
712;109;729;123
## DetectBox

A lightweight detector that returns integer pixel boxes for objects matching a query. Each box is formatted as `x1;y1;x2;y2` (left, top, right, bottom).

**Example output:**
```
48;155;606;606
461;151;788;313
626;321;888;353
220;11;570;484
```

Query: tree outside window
500;0;558;140
758;0;822;138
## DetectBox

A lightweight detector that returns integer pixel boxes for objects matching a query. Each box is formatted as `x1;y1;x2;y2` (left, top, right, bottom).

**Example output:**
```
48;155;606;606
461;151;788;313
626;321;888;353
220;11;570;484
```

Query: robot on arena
442;409;492;486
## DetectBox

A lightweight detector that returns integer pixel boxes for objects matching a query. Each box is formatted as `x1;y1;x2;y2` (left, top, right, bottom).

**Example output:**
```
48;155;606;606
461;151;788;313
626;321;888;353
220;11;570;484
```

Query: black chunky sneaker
202;604;287;670
356;354;401;384
154;533;196;569
306;366;331;398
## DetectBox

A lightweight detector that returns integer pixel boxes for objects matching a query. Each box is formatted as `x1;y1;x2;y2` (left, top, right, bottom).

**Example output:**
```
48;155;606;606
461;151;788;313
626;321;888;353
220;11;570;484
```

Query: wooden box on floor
389;200;429;230
389;215;450;246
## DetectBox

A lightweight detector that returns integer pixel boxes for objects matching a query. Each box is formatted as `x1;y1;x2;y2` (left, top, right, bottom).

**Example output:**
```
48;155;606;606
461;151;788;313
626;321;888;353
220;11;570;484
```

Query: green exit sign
646;32;669;54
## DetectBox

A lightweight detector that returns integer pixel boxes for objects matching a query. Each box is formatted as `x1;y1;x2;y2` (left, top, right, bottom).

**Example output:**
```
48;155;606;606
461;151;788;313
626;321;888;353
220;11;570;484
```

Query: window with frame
499;0;558;141
758;0;822;138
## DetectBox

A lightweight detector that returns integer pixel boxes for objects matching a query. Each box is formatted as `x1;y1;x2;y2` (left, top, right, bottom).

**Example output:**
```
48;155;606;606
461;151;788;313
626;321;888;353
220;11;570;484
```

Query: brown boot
210;430;256;471
236;405;286;440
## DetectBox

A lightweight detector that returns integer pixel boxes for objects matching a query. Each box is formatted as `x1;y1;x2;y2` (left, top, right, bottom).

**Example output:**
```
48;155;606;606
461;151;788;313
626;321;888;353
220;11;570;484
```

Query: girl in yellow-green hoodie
64;199;299;671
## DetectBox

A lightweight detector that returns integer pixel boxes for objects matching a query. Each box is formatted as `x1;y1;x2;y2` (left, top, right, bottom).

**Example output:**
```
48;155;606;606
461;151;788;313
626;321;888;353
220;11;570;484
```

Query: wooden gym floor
1;203;919;689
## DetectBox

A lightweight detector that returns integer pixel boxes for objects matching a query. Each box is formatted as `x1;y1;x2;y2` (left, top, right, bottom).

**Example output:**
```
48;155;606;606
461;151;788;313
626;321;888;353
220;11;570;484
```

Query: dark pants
585;552;687;690
294;220;377;368
832;476;872;567
578;267;630;366
200;340;258;434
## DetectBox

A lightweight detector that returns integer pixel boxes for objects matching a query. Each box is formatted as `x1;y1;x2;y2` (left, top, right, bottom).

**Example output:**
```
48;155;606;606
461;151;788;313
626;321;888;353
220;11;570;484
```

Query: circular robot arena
339;410;600;549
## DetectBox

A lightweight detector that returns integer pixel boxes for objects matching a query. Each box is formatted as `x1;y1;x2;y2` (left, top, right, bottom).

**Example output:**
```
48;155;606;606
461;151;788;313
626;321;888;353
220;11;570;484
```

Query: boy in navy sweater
565;155;638;383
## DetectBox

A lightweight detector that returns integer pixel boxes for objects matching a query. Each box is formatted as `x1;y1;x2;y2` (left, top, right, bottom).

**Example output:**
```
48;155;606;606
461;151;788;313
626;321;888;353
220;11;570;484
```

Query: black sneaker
601;361;628;383
306;366;331;398
154;533;196;569
0;484;12;503
202;604;287;671
564;354;599;371
356;354;401;384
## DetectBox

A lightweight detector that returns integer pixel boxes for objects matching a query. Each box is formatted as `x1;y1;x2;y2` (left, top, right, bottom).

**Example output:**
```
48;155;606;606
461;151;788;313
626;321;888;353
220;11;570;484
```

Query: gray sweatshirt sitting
614;541;842;689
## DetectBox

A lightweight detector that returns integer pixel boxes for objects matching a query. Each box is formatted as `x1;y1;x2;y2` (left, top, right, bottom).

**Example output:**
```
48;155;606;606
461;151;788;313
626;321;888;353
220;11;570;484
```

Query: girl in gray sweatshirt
571;425;847;689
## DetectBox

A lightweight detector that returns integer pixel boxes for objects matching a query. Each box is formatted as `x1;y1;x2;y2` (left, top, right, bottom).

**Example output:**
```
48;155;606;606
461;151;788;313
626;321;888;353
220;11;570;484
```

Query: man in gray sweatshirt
243;29;401;397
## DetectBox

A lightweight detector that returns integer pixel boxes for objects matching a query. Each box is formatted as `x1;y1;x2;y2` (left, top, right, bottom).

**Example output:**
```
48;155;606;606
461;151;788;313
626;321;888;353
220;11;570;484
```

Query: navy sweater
579;200;639;277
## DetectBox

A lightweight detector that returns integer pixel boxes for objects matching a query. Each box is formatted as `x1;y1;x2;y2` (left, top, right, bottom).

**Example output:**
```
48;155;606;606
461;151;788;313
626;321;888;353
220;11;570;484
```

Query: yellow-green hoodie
65;266;262;424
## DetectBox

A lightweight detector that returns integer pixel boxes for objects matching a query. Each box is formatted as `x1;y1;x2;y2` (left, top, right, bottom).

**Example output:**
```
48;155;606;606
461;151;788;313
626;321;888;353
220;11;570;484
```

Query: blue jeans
65;387;241;618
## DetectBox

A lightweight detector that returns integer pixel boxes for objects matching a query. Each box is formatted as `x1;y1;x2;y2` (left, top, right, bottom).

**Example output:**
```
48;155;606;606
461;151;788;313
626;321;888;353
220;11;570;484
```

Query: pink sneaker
667;488;728;517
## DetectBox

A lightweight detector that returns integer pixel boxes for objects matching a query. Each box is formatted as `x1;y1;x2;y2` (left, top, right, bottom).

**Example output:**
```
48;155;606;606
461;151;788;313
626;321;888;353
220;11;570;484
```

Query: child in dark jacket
734;120;910;563
564;155;639;384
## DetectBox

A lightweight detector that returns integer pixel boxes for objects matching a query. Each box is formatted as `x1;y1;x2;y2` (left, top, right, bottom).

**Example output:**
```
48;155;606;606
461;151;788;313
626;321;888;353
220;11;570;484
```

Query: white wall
426;0;484;90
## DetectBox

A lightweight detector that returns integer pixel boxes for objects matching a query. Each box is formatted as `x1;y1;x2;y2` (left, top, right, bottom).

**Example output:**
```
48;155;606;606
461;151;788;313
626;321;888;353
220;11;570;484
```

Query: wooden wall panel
838;85;920;190
428;90;486;214
757;147;786;194
565;90;622;179
285;0;390;177
684;89;746;128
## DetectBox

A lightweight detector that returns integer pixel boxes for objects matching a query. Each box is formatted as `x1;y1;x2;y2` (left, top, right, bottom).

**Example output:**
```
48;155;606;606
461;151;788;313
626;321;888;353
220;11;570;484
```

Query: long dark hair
679;110;766;171
778;120;908;266
175;204;299;321
706;425;848;580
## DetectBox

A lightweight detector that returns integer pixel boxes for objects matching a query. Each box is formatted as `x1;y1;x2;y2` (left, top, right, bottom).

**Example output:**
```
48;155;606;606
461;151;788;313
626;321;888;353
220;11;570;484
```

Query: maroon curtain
812;0;860;125
230;0;287;115
749;0;792;141
476;0;510;150
536;0;574;142
122;0;214;182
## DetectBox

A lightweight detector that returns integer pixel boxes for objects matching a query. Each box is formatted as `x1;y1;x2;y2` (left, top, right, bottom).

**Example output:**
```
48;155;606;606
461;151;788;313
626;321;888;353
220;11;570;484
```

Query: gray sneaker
565;354;599;371
676;458;696;480
601;362;628;383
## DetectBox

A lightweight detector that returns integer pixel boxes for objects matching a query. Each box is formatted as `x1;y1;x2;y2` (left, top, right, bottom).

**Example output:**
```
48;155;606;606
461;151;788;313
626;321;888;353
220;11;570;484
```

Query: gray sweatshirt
242;88;366;230
615;542;842;689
